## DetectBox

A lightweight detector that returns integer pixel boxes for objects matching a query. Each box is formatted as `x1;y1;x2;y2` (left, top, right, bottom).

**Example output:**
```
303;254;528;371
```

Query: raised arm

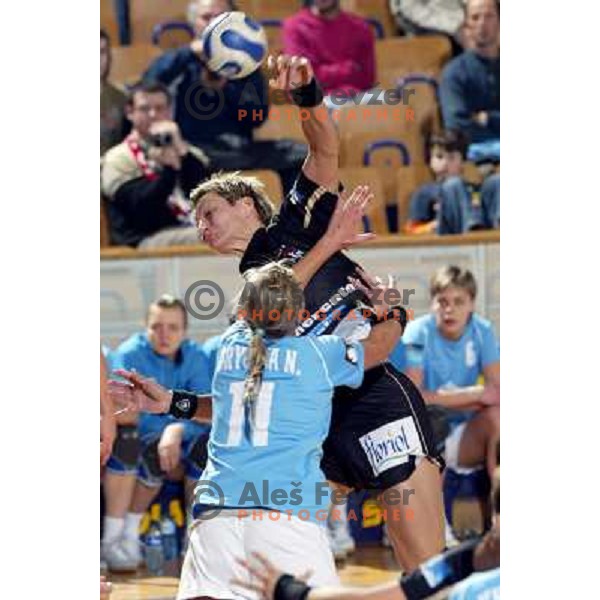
267;55;339;189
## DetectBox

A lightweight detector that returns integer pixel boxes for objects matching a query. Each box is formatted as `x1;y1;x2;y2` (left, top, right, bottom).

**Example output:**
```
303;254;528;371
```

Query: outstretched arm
233;552;405;600
235;536;489;600
108;370;213;422
267;55;339;189
100;351;116;466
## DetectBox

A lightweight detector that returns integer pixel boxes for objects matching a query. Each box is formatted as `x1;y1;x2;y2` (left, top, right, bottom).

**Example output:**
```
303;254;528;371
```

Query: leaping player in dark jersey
191;55;445;572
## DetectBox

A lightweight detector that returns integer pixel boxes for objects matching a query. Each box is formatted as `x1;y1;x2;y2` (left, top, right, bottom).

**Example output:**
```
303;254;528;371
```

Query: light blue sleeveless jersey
194;321;364;524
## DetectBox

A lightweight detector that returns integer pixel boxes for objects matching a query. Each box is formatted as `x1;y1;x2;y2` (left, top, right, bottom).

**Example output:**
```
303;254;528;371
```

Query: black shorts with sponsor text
321;363;444;491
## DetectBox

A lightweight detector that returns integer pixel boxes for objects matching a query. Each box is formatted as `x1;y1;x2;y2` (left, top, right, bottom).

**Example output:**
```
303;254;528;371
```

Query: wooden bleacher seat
340;131;409;207
337;103;432;203
375;35;452;88
340;0;397;37
110;44;163;86
395;164;433;231
129;0;190;45
337;99;434;165
336;79;441;174
152;22;194;50
403;81;441;147
239;169;284;207
253;104;306;143
101;0;120;45
397;79;441;134
259;19;284;56
339;166;389;234
244;0;302;20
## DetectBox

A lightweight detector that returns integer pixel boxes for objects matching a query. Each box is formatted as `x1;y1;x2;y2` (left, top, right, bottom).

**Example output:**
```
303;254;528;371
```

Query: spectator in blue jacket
101;295;211;572
143;0;307;193
439;0;500;163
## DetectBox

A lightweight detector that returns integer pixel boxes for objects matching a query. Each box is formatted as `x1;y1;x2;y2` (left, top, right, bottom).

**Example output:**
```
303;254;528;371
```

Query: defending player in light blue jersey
178;263;403;600
200;320;364;522
110;261;405;600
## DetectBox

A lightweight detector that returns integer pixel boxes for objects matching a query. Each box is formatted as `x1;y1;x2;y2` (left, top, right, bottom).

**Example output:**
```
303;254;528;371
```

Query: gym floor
108;544;402;600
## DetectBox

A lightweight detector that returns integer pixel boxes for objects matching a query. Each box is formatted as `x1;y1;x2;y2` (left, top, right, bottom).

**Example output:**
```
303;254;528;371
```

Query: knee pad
184;432;209;480
106;425;140;474
426;405;452;455
137;436;164;487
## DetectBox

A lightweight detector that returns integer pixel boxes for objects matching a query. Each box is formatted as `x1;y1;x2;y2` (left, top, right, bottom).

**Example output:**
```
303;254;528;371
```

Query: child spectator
405;130;499;235
101;295;211;572
395;266;500;480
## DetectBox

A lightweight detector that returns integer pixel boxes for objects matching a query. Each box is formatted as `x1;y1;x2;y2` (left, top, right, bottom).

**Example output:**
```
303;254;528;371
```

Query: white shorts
444;422;484;474
444;422;467;471
177;509;339;600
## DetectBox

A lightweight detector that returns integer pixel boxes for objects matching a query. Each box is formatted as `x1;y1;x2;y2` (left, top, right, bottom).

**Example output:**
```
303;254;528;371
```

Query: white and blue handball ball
201;11;268;80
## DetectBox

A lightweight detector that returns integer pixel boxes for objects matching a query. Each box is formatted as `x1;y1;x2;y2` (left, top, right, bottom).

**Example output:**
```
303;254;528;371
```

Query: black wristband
289;78;324;108
364;304;408;330
274;575;312;600
169;390;199;420
400;539;478;600
384;305;408;331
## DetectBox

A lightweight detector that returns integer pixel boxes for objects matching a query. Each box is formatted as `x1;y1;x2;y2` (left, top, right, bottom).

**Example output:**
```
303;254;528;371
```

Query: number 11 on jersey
226;381;275;447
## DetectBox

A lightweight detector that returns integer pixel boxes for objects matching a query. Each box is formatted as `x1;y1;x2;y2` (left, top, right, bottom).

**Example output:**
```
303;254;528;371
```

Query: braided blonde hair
236;262;304;404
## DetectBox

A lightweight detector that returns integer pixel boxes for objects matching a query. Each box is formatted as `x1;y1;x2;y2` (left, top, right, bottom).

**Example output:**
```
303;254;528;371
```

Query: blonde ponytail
243;326;267;404
236;261;304;410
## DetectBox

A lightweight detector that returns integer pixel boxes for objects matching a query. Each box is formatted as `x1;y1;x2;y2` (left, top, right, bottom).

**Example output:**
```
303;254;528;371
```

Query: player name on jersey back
217;345;301;376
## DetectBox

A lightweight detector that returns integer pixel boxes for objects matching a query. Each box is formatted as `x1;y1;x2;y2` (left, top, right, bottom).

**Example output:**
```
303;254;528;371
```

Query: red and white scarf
125;134;193;223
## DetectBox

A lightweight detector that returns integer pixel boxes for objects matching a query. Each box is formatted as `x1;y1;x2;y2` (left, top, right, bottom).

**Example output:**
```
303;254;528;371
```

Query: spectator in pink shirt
283;0;376;99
